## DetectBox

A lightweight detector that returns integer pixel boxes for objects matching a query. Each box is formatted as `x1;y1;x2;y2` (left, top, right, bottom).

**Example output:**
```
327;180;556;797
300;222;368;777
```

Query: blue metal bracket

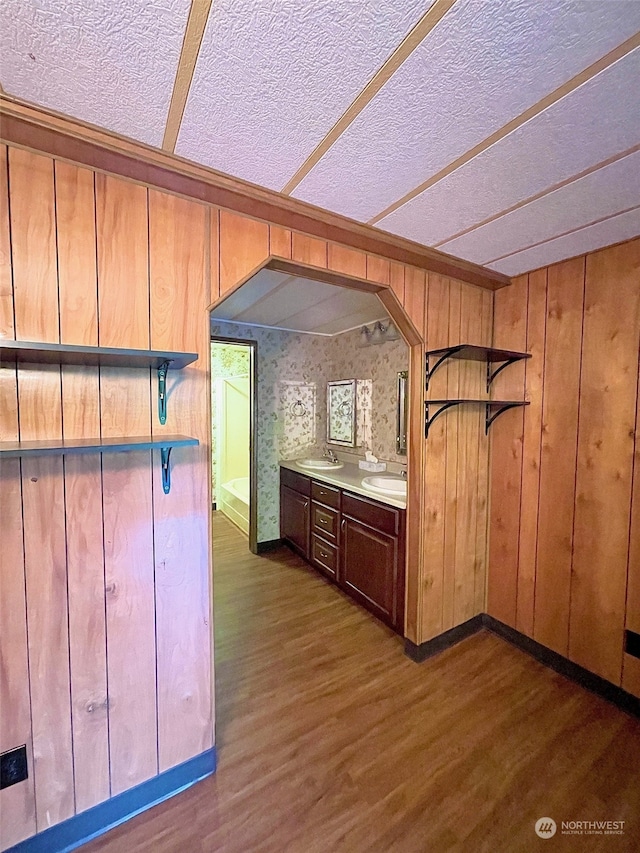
160;446;172;494
157;360;171;425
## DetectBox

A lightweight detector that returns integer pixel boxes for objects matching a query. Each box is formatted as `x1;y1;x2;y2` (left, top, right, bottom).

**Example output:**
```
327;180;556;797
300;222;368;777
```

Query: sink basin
296;458;344;471
361;476;407;498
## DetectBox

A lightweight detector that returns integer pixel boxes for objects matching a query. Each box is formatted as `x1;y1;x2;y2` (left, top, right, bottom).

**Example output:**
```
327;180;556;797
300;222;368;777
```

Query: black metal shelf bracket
161;446;173;494
424;400;462;438
157;360;171;425
486;358;521;392
485;402;525;434
425;347;461;391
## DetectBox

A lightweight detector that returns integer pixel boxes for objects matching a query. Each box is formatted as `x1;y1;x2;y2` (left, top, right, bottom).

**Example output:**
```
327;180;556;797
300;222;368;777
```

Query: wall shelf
425;344;530;392
424;400;529;437
1;340;200;493
0;340;199;425
0;435;199;494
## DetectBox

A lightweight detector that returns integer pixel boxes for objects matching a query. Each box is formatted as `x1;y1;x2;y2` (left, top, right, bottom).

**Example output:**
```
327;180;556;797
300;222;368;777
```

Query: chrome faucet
324;446;339;464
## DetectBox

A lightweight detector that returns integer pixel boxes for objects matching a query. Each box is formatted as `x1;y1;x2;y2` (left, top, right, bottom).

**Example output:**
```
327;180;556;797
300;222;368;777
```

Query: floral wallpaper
327;327;408;465
211;342;250;502
210;319;408;543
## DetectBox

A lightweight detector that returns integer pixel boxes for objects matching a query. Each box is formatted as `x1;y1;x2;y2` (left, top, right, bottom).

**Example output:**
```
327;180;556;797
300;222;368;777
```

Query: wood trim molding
281;0;457;195
0;94;510;291
370;31;640;225
434;143;640;249
482;203;640;265
162;0;213;152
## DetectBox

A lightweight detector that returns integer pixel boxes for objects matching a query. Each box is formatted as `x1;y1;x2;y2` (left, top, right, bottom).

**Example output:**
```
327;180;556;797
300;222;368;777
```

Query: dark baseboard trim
482;615;640;719
405;613;639;719
256;538;282;554
404;614;483;663
6;748;216;853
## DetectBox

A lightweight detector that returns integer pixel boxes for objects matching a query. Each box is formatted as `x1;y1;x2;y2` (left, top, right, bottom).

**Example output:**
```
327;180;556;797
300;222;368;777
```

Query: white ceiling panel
292;0;640;222
440;150;640;264
377;48;640;246
211;270;386;335
0;0;191;147
175;0;432;189
489;207;640;277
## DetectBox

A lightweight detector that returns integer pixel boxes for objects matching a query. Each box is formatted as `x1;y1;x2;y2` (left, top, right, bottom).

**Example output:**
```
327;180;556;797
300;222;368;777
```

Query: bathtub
219;476;250;535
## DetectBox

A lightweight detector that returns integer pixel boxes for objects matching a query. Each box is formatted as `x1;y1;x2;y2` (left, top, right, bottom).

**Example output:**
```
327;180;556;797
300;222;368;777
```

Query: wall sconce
358;320;401;347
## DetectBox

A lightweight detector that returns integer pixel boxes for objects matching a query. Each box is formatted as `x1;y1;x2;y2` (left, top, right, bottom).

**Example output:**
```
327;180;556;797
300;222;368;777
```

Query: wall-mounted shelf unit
424;400;530;437
0;436;199;494
425;344;530;392
0;340;198;425
0;340;200;493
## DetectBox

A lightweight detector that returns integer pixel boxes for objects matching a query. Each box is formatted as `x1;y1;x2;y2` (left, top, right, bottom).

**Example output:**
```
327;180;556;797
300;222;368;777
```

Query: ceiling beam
0;93;510;290
280;0;457;196
162;0;213;152
434;143;640;248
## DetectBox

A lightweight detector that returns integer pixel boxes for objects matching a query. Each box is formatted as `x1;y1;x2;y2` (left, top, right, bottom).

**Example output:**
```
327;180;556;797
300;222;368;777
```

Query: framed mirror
396;371;408;455
327;379;357;446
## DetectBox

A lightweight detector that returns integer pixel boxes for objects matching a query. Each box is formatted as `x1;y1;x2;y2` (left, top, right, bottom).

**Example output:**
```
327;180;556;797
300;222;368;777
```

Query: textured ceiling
210;269;388;335
1;0;639;278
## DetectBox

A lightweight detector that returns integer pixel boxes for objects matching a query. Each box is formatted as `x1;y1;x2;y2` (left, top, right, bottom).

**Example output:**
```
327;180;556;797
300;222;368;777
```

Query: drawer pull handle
320;551;328;559
319;518;328;525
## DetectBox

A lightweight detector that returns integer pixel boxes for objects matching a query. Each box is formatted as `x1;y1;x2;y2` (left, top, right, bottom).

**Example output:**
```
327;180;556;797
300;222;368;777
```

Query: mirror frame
396;370;408;455
327;379;357;447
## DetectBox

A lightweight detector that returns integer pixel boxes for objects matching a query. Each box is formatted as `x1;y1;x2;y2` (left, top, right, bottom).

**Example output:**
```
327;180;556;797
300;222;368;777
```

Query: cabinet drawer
311;481;340;509
311;534;338;579
342;491;401;537
280;466;310;496
311;502;339;542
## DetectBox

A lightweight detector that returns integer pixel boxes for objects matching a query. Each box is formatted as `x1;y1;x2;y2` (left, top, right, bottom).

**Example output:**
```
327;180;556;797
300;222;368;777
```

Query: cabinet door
280;485;310;559
341;516;399;629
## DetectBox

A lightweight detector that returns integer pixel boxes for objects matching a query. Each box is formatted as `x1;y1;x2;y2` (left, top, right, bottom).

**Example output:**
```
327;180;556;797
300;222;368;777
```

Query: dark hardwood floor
85;513;640;852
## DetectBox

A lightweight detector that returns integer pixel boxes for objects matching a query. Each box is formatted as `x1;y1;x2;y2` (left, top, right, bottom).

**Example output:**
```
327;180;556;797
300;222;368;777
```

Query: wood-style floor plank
84;514;640;853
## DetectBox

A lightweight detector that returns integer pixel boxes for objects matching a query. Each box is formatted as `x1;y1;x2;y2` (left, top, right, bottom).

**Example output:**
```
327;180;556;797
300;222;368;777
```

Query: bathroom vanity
279;461;406;633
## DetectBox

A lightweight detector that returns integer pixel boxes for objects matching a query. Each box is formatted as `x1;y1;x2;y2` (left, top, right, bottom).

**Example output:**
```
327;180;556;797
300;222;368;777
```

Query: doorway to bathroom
211;338;257;553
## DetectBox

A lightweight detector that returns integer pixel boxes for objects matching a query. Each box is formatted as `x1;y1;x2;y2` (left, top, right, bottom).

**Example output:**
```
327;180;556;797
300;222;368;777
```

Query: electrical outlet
0;745;28;789
625;629;640;660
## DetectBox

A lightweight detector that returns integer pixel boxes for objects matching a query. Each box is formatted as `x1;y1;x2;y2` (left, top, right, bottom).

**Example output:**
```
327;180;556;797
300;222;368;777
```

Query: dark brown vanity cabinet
341;493;405;631
280;468;310;559
280;468;405;633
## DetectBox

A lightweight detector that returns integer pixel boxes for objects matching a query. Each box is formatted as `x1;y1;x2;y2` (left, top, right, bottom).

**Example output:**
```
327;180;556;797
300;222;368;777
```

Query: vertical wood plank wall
0;148;213;850
488;238;640;697
4;135;637;851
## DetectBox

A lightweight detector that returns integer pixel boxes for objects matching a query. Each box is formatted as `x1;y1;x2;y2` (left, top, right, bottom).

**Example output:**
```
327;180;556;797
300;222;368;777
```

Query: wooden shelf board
425;345;530;363
0;435;199;458
0;340;198;370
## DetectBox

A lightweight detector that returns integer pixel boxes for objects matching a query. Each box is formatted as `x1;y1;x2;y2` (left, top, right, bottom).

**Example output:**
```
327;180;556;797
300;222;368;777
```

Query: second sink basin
296;458;344;470
361;476;407;498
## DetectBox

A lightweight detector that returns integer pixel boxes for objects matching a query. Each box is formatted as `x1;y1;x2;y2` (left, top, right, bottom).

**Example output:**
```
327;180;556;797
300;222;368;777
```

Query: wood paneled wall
0;146;212;850
1;141;494;849
488;238;640;696
211;211;494;647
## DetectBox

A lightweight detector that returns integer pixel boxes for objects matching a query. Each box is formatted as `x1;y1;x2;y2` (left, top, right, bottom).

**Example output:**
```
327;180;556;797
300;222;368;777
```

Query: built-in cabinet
280;467;405;633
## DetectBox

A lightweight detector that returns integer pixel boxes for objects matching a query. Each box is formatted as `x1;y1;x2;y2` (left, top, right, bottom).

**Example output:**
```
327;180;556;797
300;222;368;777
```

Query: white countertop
279;459;407;510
